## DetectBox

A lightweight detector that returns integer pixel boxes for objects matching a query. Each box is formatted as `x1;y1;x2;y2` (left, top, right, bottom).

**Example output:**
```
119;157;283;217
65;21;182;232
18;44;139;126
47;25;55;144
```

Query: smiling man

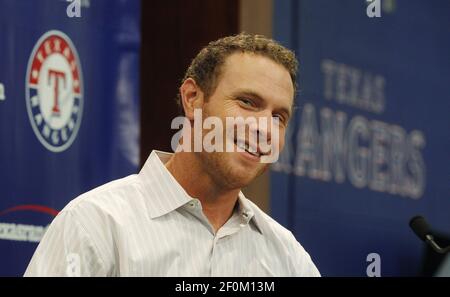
25;34;320;277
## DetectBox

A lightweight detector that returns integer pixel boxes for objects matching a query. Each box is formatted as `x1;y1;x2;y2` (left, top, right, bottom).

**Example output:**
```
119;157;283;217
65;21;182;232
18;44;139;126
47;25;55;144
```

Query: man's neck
165;152;240;233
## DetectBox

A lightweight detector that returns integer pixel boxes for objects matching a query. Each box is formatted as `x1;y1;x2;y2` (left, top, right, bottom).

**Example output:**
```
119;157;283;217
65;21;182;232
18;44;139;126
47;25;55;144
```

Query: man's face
197;52;294;190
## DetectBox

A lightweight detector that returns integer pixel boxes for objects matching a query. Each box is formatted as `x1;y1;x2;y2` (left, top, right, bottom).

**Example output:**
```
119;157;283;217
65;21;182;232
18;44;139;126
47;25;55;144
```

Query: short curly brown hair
177;33;298;113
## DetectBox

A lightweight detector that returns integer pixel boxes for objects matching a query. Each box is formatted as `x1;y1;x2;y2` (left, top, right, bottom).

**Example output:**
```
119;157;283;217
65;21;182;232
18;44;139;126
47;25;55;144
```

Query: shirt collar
237;191;264;234
139;150;264;234
139;150;193;219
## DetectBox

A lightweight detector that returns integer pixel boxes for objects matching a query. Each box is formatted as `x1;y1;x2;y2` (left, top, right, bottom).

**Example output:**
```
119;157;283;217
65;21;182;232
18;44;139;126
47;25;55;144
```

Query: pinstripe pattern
24;150;320;277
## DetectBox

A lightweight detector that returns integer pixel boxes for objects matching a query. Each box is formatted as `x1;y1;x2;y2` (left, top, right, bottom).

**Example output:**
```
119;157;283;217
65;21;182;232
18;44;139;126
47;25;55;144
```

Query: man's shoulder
244;198;297;243
245;197;321;276
62;173;143;216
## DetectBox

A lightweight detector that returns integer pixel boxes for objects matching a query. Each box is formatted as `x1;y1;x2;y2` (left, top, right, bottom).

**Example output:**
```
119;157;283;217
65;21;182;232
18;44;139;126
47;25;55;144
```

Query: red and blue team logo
25;30;83;152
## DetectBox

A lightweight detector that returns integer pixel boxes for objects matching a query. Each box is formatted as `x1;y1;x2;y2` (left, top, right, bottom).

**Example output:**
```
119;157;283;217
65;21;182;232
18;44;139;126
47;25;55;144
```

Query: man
25;34;320;276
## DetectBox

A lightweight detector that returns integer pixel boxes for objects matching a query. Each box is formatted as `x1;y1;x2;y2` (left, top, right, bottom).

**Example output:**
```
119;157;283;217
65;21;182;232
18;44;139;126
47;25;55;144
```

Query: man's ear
179;78;204;120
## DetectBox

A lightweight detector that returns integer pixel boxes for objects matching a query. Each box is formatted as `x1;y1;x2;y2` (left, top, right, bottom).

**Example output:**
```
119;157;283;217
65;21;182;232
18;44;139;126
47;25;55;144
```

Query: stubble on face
197;149;269;190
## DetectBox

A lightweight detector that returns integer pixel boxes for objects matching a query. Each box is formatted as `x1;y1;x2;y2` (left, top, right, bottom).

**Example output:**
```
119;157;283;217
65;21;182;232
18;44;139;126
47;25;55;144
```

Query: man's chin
227;162;266;187
200;151;266;189
222;175;255;190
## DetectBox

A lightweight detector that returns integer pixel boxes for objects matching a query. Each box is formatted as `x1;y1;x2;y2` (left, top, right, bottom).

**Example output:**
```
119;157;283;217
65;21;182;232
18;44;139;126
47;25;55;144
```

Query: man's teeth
236;141;260;157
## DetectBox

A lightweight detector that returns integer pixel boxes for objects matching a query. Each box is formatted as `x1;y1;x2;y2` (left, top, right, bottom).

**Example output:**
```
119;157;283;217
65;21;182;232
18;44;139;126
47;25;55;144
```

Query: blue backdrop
0;0;141;276
271;0;450;276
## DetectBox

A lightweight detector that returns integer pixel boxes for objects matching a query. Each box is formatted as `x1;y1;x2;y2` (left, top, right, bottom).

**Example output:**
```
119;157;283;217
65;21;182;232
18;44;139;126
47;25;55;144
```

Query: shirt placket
210;211;252;276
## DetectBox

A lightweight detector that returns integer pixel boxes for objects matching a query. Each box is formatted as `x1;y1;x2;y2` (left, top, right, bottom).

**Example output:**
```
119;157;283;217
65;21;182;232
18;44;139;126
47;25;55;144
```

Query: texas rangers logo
26;30;83;152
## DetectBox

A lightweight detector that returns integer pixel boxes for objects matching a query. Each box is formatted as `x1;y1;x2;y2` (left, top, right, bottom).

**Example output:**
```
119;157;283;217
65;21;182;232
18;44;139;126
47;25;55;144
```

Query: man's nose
245;111;272;144
258;110;275;141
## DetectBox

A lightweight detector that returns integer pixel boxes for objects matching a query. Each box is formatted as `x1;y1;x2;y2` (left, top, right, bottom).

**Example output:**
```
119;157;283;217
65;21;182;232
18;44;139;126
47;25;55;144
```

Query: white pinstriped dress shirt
24;150;320;277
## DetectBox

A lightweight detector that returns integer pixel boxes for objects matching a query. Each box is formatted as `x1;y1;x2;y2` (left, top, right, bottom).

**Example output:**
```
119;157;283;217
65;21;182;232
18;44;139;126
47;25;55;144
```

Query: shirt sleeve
288;232;321;277
24;210;109;277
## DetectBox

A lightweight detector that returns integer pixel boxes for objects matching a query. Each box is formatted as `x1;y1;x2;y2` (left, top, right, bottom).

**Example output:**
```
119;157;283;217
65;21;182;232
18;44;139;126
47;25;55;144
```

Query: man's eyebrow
231;89;264;102
231;89;293;119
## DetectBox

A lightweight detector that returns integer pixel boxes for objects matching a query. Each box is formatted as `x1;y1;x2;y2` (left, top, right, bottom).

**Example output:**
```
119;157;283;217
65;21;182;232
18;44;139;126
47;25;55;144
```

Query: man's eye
273;114;286;123
239;98;254;107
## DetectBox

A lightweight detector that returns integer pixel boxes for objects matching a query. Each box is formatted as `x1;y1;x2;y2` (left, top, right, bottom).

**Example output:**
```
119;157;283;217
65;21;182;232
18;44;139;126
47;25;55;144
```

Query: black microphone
409;215;450;254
